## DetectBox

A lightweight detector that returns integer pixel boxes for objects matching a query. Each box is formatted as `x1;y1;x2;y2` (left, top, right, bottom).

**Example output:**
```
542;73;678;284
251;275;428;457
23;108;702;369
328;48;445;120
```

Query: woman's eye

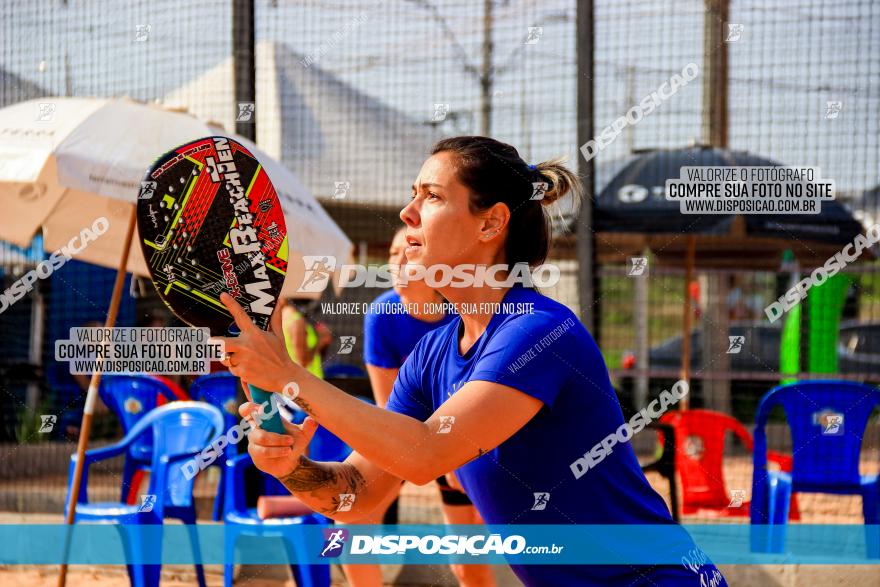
428;192;439;200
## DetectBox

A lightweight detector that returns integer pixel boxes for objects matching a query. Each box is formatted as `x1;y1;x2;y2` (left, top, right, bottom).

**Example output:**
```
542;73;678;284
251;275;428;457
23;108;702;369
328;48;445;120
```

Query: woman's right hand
238;402;319;478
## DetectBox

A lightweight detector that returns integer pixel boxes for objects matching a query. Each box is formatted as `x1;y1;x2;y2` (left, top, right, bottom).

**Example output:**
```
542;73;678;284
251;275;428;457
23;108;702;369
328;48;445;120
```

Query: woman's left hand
213;293;296;392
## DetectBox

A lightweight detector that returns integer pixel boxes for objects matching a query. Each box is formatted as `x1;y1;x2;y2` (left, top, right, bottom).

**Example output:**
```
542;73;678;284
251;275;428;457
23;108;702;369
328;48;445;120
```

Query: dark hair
430;136;582;268
287;298;319;317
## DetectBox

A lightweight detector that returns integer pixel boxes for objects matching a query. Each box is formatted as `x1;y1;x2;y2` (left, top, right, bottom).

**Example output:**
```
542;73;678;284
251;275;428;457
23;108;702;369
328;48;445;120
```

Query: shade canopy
0;97;353;298
592;146;865;269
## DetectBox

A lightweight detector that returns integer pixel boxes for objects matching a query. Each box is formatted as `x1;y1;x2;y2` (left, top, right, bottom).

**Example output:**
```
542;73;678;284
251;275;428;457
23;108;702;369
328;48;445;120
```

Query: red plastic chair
150;374;189;402
659;409;800;519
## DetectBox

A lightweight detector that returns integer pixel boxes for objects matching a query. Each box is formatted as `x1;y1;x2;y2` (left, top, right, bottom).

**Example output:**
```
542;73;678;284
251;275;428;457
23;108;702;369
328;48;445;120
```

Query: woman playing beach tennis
364;225;495;587
219;136;727;586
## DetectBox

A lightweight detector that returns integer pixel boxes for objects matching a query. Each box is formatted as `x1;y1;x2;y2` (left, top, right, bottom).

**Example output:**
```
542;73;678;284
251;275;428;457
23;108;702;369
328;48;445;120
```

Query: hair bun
534;158;583;210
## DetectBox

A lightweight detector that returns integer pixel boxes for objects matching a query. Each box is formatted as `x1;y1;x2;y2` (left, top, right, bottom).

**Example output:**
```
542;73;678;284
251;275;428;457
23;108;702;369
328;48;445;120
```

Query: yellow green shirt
282;308;324;378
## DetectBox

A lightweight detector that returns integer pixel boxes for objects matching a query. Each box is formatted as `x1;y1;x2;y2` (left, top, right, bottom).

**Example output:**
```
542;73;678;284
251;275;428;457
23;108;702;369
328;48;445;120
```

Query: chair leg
117;523;141;587
863;483;879;559
225;527;237;587
768;474;791;523
766;472;792;553
213;466;225;522
751;472;791;553
750;474;768;552
121;522;162;587
789;493;801;521
863;483;879;525
178;507;207;587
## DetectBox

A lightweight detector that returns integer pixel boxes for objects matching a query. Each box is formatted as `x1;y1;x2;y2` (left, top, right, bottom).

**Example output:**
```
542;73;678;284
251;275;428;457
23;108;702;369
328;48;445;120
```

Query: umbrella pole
680;235;696;410
58;206;136;587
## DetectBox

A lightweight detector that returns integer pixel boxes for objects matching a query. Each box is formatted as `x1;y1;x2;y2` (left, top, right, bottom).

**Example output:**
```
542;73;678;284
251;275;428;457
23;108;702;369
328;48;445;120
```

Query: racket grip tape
248;385;287;434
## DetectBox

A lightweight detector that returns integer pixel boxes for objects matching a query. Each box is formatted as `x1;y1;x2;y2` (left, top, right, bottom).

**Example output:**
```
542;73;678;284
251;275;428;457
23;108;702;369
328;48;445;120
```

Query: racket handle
248;385;286;434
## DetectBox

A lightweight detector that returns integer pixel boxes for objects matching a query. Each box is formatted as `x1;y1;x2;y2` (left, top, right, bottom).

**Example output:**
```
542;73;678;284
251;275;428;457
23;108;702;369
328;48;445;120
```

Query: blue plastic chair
190;372;241;520
751;380;880;554
222;401;366;587
223;454;331;587
190;372;241;429
99;374;181;504
65;402;225;587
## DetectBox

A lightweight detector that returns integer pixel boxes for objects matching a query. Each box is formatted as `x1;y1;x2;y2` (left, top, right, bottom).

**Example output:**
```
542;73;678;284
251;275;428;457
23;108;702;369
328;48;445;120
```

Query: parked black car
616;321;880;422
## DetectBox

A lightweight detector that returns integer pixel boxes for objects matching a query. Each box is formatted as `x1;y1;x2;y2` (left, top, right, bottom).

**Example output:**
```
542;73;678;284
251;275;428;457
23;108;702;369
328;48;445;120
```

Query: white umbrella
0;96;353;293
0;96;353;586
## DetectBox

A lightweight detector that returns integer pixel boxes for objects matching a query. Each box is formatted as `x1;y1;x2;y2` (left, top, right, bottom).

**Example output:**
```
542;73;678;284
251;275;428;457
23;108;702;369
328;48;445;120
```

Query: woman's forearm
274;366;444;484
279;457;365;520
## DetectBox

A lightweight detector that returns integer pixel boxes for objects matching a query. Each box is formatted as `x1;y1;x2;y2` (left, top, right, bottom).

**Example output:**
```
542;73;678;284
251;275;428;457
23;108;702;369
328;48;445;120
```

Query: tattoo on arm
279;456;336;491
338;462;367;494
293;397;315;416
279;457;367;514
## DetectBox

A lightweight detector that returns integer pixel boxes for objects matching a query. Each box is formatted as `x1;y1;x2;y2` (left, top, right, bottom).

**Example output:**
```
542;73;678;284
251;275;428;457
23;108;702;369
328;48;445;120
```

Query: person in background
363;226;496;587
281;300;330;378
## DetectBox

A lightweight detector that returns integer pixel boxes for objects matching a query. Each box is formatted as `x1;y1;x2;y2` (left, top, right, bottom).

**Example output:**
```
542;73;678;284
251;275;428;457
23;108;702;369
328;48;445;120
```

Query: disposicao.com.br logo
297;256;560;292
320;532;564;558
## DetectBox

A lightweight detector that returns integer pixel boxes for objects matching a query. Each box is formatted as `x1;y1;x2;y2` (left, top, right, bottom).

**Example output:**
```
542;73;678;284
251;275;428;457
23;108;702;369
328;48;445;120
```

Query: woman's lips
404;233;422;258
404;236;421;256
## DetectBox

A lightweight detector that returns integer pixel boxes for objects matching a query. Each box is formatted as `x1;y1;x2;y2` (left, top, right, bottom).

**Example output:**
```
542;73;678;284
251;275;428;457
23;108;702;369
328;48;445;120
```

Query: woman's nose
399;199;420;227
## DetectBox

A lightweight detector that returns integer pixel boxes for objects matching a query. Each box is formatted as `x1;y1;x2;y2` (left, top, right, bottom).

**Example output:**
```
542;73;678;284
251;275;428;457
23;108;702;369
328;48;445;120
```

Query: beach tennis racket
136;136;288;432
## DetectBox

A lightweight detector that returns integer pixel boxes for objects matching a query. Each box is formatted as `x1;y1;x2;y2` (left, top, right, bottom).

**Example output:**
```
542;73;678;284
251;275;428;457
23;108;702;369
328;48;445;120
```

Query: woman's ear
480;202;510;240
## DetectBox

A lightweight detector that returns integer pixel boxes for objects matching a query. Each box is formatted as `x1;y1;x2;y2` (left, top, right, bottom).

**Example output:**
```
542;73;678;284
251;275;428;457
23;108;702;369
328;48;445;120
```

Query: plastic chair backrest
661;409;752;505
136;402;225;507
754;381;880;490
190;372;240;431
100;374;179;459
